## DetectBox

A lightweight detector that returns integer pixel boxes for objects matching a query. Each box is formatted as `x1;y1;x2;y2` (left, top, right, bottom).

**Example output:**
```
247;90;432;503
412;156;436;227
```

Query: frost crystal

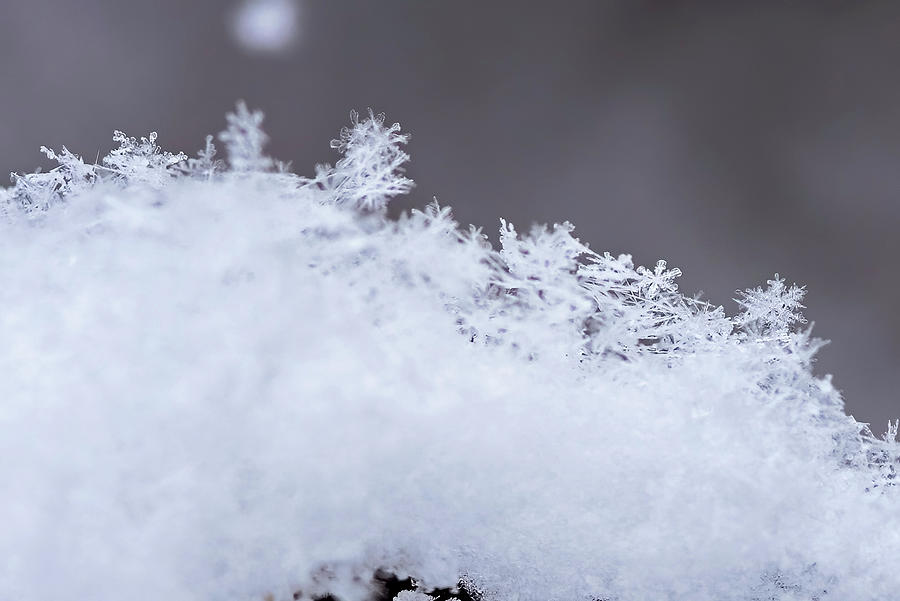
1;105;898;601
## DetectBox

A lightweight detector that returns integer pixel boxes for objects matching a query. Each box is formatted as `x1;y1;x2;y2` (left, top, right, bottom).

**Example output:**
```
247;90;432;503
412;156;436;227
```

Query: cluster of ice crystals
102;130;188;188
7;145;96;212
1;103;898;601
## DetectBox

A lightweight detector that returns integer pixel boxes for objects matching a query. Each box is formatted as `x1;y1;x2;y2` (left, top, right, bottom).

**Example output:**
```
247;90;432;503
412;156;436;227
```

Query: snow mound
1;104;898;601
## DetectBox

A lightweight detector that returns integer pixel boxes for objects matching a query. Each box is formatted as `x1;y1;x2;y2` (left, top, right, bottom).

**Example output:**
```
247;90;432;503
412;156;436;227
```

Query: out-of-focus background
1;0;897;428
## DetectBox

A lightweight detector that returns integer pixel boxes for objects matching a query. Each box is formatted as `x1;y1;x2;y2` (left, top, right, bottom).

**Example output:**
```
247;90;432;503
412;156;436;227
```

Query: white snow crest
1;104;898;601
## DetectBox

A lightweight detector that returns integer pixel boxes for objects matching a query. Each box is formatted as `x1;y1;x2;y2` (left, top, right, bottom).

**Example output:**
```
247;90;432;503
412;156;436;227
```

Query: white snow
1;105;898;601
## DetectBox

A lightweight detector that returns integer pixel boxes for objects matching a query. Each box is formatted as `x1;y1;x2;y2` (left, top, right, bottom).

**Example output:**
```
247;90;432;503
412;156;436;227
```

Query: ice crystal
179;134;224;181
304;109;413;211
219;100;276;172
734;274;808;340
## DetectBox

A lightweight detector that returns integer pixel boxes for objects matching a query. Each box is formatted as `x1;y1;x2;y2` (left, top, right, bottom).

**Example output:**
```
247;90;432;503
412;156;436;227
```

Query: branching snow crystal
304;109;413;211
494;220;597;359
734;274;808;341
1;105;898;601
219;100;277;172
635;259;682;299
179;134;225;181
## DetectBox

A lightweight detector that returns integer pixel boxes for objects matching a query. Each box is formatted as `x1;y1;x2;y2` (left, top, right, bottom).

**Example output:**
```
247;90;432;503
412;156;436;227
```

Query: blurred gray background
2;0;898;429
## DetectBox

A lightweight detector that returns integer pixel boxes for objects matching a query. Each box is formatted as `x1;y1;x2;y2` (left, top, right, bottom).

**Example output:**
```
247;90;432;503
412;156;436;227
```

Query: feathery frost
1;103;898;601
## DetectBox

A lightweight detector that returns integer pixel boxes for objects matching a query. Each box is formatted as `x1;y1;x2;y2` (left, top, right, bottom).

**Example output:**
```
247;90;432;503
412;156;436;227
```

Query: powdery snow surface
1;104;898;601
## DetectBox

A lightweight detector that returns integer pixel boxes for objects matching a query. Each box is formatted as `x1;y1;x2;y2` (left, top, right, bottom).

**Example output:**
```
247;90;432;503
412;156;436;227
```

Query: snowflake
179;134;224;181
304;109;413;211
219;100;275;172
734;274;807;339
635;259;682;299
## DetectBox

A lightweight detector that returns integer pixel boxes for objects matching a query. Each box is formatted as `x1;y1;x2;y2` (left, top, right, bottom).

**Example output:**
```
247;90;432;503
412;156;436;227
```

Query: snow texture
1;103;898;601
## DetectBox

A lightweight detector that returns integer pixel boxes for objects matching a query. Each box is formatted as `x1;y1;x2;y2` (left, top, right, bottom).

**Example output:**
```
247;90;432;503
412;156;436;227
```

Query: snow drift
1;104;897;601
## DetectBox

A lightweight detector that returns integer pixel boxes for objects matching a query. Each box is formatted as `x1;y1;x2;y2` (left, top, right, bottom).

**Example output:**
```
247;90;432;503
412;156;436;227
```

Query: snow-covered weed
1;104;897;601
